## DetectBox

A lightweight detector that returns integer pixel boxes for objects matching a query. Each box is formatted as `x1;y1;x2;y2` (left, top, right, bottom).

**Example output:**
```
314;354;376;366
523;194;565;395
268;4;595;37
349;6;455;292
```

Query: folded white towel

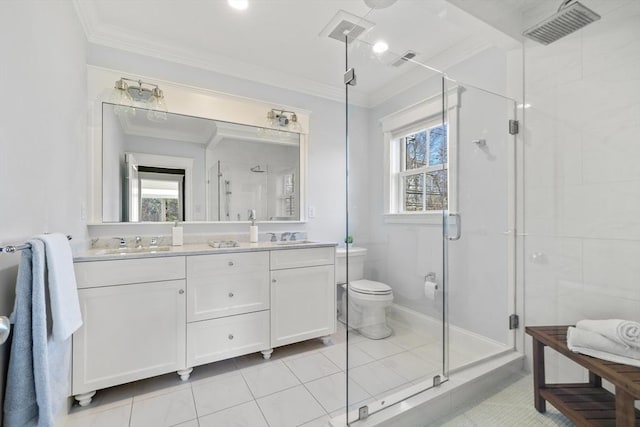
567;326;640;367
37;233;83;341
577;319;640;349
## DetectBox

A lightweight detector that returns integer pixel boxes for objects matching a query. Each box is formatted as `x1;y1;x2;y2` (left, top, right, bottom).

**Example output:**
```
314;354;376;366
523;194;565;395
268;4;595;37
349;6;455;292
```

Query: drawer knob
178;289;185;295
228;334;234;340
272;279;276;283
228;292;234;298
228;261;234;266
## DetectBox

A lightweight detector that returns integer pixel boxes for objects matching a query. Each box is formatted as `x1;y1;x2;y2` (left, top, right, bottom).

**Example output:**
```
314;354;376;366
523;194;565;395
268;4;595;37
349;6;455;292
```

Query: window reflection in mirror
102;102;301;222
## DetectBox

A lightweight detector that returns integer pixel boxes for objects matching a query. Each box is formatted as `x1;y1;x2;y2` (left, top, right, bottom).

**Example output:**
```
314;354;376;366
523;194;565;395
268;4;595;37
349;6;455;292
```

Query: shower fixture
266;109;301;132
111;77;168;121
250;165;266;173
522;0;600;45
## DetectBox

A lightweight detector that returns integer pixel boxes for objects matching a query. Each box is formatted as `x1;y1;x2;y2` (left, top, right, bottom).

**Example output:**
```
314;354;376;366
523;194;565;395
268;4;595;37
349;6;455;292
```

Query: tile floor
62;320;505;427
433;374;573;426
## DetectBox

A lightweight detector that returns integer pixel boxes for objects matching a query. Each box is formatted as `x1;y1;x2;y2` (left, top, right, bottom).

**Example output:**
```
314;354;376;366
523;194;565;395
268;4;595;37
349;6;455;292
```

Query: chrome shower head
250;165;265;173
523;0;600;45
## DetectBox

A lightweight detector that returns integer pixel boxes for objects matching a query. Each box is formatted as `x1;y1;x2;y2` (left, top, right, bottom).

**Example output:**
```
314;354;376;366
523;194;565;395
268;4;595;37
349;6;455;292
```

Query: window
381;87;460;223
398;124;448;212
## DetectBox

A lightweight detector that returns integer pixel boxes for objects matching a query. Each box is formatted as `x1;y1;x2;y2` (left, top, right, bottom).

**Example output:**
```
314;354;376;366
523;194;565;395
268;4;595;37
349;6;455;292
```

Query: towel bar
0;235;72;254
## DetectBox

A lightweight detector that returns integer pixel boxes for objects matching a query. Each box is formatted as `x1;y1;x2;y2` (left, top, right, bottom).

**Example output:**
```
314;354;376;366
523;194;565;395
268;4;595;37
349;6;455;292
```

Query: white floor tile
256;385;326;427
355;339;405;360
386;327;433;350
192;373;253;417
129;388;197;427
347;361;409;396
299;414;332;427
171;419;199;427
411;341;444;364
241;360;300;398
64;403;131;427
198;401;268;427
305;372;371;413
284;352;341;383
321;343;374;370
380;351;439;381
188;358;238;383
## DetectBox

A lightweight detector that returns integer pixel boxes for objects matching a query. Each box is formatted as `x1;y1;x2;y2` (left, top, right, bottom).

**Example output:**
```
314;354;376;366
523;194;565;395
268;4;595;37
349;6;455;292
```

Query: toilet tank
335;247;367;284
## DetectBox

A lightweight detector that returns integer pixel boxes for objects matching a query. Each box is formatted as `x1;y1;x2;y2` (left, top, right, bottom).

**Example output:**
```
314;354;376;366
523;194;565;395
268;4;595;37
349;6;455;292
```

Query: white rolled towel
576;319;640;349
567;326;640;368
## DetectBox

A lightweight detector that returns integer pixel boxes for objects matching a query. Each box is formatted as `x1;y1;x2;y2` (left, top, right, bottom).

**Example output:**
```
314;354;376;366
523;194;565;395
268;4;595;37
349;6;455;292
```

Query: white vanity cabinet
71;244;336;406
186;252;271;366
72;257;187;406
270;247;336;347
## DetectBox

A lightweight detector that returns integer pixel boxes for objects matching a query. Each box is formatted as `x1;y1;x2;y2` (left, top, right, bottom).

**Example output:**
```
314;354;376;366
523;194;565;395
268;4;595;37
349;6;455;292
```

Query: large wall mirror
102;102;302;222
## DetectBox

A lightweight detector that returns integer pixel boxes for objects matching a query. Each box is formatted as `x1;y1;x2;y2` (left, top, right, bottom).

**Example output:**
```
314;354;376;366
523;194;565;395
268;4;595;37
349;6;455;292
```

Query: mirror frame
88;67;309;225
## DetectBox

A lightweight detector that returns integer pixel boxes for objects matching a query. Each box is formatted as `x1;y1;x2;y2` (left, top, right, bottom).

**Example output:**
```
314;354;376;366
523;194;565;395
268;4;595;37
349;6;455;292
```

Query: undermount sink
274;240;315;245
99;246;171;255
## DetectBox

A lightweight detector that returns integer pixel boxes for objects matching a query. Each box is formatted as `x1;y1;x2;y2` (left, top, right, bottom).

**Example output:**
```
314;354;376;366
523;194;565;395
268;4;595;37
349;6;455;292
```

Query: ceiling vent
390;50;417;67
319;10;375;44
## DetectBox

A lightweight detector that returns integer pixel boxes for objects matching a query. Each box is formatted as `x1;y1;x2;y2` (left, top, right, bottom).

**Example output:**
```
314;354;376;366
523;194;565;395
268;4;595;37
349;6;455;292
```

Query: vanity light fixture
111;77;168;122
266;109;301;132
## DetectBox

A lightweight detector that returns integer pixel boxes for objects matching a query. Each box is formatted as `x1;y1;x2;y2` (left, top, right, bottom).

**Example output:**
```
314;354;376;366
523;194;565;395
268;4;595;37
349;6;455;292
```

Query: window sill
383;213;444;225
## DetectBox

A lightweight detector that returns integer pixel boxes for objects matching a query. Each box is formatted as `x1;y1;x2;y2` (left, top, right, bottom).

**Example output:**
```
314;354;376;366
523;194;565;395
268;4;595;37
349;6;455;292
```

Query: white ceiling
74;0;524;107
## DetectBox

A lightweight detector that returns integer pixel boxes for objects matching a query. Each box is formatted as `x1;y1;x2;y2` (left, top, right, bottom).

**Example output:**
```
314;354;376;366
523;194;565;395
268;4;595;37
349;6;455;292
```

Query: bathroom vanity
71;242;335;406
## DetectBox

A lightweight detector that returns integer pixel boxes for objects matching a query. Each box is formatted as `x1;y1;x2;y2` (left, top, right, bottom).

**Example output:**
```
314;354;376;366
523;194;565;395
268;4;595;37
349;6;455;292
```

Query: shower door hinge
433;375;442;387
509;314;520;330
358;405;369;420
508;119;519;135
344;68;357;86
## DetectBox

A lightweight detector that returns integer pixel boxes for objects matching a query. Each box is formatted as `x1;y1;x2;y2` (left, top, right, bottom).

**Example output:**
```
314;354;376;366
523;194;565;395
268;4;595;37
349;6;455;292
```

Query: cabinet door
271;265;335;347
72;280;186;395
187;252;269;322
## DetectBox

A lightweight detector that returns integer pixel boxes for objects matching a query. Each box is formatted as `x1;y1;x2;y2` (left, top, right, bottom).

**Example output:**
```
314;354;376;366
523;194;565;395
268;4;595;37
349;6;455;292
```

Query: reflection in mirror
102;102;301;222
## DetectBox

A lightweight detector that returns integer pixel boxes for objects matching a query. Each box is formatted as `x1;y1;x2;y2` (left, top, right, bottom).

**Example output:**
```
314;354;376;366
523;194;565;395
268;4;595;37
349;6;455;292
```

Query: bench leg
615;387;635;427
532;338;546;413
589;371;602;388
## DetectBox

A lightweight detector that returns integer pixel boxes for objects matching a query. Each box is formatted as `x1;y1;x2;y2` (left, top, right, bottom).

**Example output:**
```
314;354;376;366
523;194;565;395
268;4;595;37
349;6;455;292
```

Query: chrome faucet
280;232;291;241
267;233;277;242
290;232;300;241
150;237;158;247
113;237;127;249
135;236;142;249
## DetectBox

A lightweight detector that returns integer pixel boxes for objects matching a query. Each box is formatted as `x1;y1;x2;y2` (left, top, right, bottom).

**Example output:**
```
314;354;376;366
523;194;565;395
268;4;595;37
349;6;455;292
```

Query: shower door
343;28;448;425
442;77;518;366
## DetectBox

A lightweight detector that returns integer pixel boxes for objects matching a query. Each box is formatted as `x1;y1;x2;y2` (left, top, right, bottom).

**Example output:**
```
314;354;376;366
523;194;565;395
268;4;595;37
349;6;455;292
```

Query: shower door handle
448;212;461;241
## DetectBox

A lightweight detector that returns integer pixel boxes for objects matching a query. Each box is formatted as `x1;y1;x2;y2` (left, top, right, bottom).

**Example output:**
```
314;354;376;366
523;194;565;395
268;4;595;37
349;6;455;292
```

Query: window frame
381;86;462;224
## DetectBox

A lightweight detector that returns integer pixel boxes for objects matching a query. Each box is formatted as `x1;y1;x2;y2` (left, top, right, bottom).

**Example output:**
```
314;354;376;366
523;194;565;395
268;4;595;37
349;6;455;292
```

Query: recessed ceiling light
372;41;389;54
228;0;248;11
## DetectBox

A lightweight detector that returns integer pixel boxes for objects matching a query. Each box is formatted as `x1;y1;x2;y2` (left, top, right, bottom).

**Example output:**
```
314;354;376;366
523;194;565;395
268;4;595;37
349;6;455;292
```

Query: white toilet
336;247;394;339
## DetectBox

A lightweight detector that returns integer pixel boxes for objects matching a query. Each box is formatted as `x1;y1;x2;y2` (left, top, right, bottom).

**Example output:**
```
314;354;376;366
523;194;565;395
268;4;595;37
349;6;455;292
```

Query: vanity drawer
75;257;185;288
270;247;335;270
186;311;269;367
186;252;269;321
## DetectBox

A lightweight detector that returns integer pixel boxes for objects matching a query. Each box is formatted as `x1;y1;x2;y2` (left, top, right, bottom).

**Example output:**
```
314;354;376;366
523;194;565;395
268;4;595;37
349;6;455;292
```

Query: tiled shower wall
523;0;640;381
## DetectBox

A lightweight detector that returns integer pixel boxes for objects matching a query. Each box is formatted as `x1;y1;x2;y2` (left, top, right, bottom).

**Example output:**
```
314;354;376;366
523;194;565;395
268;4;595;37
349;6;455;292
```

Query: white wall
0;0;88;419
365;47;518;343
522;0;640;381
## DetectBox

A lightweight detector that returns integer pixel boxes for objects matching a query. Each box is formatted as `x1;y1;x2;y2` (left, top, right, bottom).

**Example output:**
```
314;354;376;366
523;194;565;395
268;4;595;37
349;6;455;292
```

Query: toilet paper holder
424;272;437;287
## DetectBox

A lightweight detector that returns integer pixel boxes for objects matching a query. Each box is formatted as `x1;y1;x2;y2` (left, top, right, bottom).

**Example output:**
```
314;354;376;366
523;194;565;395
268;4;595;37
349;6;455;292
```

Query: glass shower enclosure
341;14;518;424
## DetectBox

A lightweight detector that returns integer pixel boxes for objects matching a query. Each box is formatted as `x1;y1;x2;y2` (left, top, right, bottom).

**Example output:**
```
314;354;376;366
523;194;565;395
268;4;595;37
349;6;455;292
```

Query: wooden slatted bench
526;325;640;427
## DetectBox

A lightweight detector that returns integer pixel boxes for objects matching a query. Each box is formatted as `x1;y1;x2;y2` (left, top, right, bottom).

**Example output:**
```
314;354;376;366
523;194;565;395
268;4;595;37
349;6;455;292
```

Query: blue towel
3;240;55;427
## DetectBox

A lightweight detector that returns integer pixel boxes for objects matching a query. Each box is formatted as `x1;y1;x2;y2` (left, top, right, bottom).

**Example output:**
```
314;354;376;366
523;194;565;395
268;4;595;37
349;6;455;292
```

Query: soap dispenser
249;209;258;243
172;221;183;246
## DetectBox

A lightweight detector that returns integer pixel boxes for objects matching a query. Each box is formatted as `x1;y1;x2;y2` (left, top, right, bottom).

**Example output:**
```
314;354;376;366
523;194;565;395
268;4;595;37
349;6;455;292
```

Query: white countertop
74;241;337;262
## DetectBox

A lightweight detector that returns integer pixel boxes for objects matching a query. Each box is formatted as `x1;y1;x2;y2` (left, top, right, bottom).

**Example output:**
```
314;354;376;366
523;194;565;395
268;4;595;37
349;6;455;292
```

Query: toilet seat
349;279;392;296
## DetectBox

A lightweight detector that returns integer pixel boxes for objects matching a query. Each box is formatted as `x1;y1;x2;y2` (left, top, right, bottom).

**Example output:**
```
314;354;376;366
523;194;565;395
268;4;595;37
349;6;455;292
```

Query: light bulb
228;0;248;11
372;41;389;54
